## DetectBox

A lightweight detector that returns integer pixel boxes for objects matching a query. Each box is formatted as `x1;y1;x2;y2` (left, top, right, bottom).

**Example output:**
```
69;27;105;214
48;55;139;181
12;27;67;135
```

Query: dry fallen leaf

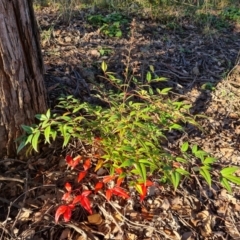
191;210;212;237
59;228;71;240
88;213;103;225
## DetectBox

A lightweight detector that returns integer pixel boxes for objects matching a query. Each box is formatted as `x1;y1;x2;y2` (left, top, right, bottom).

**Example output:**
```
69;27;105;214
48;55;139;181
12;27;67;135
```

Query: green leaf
115;30;122;37
17;138;27;154
153;77;168;82
32;131;41;152
138;159;157;167
140;163;147;183
194;150;208;162
203;157;216;165
175;157;187;163
146;71;152;83
44;125;51;144
149;65;154;72
200;166;211;186
220;167;239;176
181;142;189;152
101;61;107;72
191;144;198;154
25;134;34;144
120;159;134;167
63;134;71;147
160;87;172;94
51;129;57;141
169;124;183;131
21;125;34;134
134;163;146;183
223;175;240;185
41;119;50;129
35;114;48;121
220;177;232;193
175;168;190;176
170;171;181;190
46;109;51;119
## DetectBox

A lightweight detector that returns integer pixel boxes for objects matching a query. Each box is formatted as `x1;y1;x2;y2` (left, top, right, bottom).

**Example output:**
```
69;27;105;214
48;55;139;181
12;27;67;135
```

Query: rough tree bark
0;0;47;157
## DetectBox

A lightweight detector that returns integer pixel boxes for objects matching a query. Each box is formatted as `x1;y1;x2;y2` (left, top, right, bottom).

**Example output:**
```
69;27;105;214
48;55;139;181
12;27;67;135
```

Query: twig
0;176;24;183
0;223;12;240
11;171;29;232
0;197;32;213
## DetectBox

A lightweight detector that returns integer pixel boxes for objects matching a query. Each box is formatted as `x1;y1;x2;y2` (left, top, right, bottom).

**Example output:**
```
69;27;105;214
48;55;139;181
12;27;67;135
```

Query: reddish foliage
72;191;92;214
62;182;72;201
106;189;113;201
65;182;72;192
62;192;71;201
103;175;115;183
55;204;75;223
116;177;124;186
78;171;87;182
95;182;104;192
115;168;123;174
83;158;91;171
66;155;81;169
106;186;129;201
139;180;153;201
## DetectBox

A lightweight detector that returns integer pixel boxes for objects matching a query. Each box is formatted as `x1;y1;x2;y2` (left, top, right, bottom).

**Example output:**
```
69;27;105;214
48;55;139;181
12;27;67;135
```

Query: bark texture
0;0;47;157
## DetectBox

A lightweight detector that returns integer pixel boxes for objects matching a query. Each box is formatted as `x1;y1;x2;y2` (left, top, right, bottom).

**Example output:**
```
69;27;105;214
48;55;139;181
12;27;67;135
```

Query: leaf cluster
17;61;240;195
87;12;129;37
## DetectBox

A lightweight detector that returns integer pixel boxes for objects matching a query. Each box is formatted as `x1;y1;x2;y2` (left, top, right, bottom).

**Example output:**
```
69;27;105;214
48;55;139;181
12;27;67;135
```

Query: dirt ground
0;5;240;240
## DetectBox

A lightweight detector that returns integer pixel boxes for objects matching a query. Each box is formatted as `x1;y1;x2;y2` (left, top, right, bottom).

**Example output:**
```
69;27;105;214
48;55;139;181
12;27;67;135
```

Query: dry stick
98;192;175;240
98;205;123;234
0;177;24;183
11;171;29;233
0;223;12;240
0;197;32;213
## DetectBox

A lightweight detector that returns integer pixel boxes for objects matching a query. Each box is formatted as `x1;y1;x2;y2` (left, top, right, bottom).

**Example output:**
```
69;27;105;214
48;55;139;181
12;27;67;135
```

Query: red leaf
63;206;72;222
66;155;81;168
81;196;93;214
55;205;74;223
55;205;67;223
72;195;83;205
94;137;102;142
112;186;130;199
106;189;112;201
140;184;147;202
65;182;72;192
103;175;115;183
83;159;91;171
95;182;104;192
66;155;73;165
145;180;154;187
115;168;123;174
116;177;124;187
78;171;87;182
81;190;92;197
62;192;71;201
72;193;92;214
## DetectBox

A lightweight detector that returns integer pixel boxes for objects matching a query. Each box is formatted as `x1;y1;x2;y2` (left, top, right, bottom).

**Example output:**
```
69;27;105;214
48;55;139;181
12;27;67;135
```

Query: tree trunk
0;0;47;157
